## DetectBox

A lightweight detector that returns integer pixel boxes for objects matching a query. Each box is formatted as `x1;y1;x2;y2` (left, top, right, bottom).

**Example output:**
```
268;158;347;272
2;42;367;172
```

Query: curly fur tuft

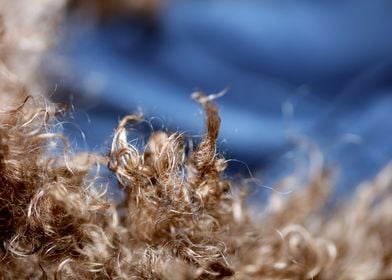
0;2;391;279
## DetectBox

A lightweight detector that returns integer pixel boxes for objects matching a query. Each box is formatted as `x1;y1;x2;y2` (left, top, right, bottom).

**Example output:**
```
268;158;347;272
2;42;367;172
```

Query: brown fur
0;2;391;279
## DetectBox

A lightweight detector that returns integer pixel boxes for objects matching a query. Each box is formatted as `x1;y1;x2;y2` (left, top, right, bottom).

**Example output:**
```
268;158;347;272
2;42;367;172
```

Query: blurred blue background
49;0;392;196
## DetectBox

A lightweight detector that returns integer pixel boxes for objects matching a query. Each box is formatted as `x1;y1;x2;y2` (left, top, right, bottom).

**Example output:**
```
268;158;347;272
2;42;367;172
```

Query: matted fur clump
0;2;391;279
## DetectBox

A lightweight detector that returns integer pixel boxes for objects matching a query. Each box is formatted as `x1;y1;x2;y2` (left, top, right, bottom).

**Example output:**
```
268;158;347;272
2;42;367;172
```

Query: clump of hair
0;2;391;279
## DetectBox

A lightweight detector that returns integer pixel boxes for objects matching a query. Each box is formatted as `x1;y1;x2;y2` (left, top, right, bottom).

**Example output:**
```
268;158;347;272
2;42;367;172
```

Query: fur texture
0;2;391;279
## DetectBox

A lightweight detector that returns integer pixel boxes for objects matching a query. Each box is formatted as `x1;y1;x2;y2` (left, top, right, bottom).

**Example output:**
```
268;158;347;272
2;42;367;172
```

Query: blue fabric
52;0;392;193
